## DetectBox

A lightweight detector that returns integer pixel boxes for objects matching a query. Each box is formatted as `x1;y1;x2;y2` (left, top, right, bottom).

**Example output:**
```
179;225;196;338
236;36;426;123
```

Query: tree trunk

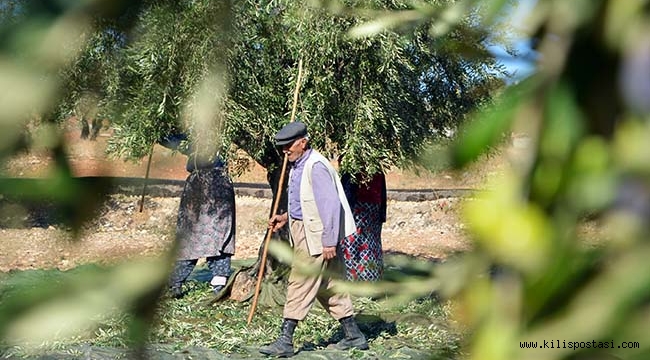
80;116;90;140
89;118;102;140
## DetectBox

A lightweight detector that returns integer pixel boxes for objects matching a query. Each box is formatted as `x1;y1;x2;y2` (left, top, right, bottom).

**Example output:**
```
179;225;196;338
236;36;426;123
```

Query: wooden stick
247;59;303;325
139;143;155;213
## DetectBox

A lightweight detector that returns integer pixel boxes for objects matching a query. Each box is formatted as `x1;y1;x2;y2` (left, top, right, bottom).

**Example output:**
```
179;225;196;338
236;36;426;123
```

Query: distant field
2;120;521;190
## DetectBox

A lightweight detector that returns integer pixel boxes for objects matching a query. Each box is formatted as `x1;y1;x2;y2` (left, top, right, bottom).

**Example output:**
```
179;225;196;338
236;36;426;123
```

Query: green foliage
413;140;453;174
226;0;508;178
0;259;168;351
10;1;650;360
424;1;650;359
55;0;506;180
451;77;532;167
101;0;231;161
0;263;462;358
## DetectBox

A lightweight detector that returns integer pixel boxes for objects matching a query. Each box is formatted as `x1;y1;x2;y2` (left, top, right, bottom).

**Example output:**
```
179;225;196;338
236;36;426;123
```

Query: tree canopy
57;0;507;181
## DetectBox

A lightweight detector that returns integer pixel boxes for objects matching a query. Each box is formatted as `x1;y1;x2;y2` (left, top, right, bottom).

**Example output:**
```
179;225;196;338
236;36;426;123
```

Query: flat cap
275;121;308;146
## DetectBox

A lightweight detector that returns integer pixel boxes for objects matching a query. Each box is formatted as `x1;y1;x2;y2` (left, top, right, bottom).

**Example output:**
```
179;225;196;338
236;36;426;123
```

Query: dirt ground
0;120;518;272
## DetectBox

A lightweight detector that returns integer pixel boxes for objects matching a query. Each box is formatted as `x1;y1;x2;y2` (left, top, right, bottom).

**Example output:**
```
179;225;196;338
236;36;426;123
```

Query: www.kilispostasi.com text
520;340;640;350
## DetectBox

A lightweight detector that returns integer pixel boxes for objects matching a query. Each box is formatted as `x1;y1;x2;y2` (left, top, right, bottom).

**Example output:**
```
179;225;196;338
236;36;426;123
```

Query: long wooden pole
247;59;303;325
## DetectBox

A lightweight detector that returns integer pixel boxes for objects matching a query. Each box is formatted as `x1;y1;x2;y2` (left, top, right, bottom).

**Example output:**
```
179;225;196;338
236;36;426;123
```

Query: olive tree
72;0;507;179
74;0;506;296
32;0;509;307
223;0;507;185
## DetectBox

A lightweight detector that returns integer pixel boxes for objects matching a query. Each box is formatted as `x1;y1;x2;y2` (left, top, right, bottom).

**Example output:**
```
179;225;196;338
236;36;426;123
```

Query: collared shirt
288;149;341;247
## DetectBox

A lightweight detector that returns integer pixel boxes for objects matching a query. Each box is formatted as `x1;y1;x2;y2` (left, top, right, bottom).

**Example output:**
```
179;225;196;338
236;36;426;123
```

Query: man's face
282;137;307;162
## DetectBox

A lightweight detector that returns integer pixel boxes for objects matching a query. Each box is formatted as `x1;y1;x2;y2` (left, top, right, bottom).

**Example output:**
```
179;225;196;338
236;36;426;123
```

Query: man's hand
322;246;337;260
268;213;288;233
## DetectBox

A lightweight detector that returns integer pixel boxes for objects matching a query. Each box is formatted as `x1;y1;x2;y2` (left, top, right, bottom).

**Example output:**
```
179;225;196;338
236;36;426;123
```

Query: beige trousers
282;220;354;321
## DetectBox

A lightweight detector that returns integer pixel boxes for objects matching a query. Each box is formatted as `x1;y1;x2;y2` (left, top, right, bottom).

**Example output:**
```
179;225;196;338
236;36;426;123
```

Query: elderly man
259;122;368;357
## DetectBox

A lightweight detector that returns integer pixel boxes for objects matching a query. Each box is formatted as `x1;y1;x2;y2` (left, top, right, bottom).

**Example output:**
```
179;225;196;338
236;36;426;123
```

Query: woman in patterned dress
340;171;387;281
160;133;236;298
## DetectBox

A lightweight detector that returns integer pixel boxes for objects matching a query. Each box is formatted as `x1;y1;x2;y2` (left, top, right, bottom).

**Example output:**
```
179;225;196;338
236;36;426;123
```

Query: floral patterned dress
340;173;386;281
